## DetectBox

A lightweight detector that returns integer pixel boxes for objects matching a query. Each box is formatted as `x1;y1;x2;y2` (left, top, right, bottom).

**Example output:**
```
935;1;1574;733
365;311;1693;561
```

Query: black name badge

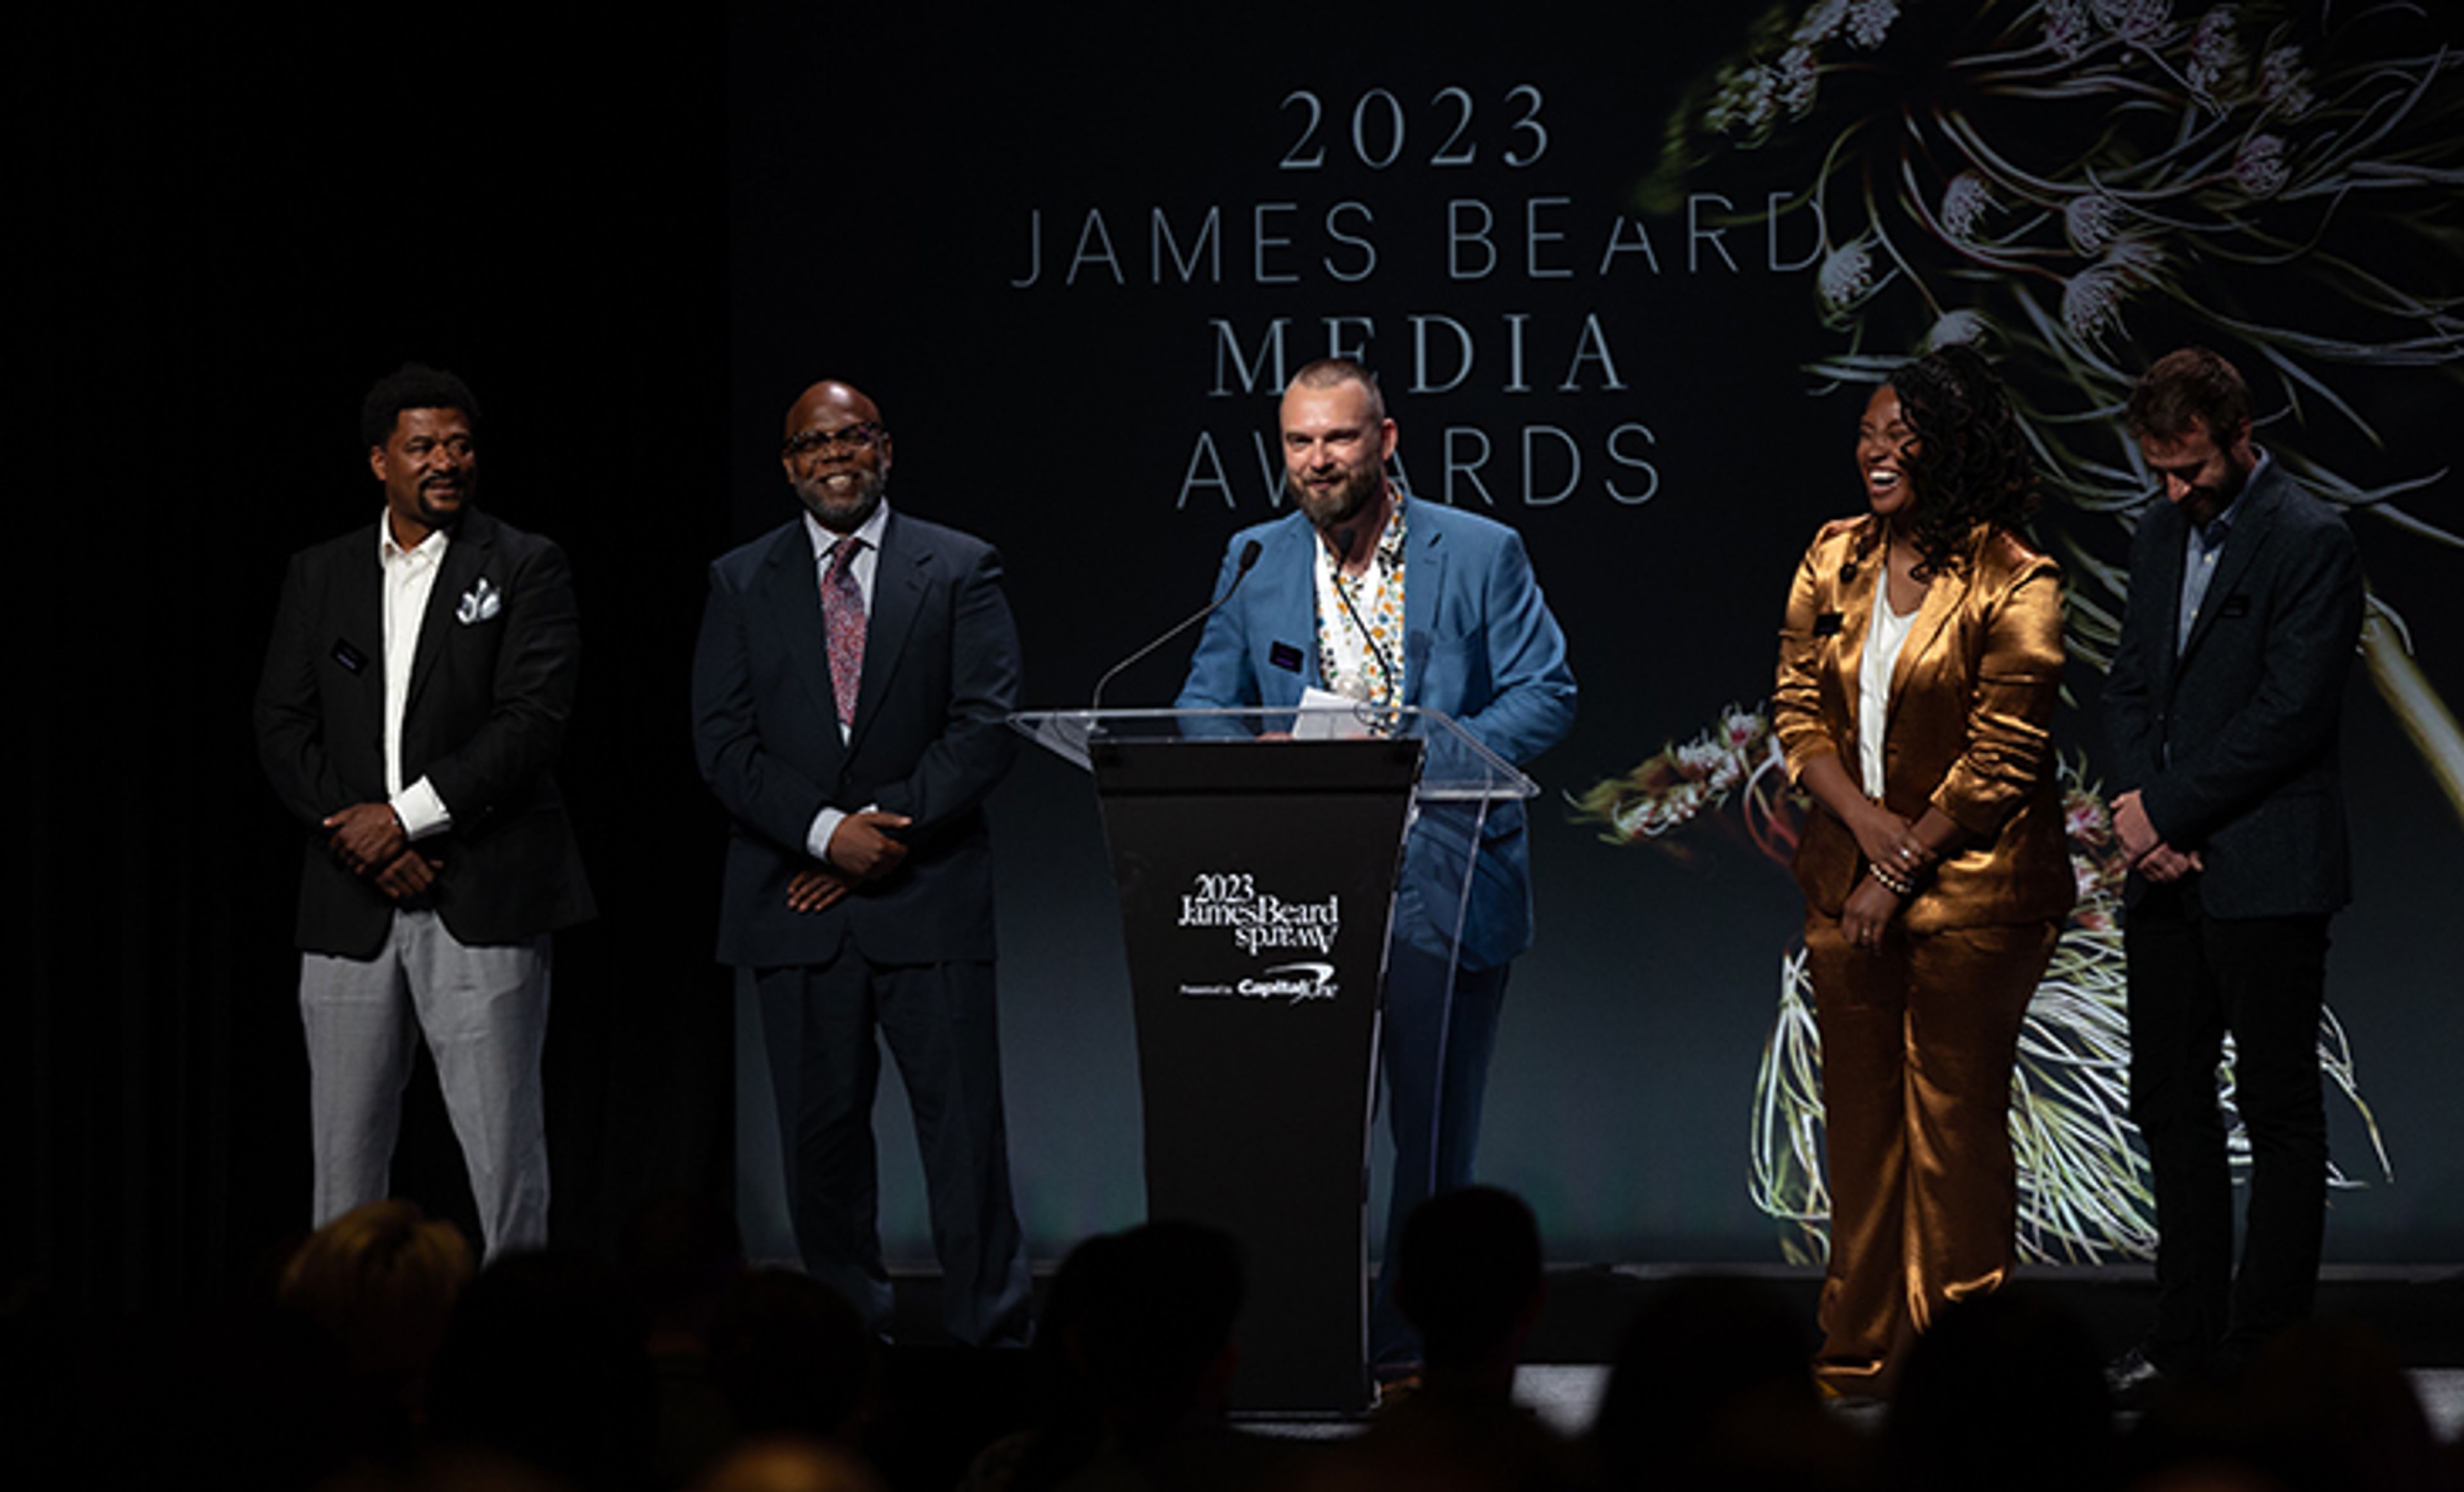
1269;640;1304;673
1815;612;1844;637
332;639;368;673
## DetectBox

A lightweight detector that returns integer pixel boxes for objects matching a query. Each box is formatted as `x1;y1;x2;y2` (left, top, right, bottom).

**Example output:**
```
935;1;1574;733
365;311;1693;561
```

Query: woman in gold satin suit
1772;345;2073;1397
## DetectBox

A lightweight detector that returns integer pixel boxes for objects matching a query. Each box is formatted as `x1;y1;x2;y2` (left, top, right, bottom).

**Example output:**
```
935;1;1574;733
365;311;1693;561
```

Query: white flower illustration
2064;191;2123;253
1846;0;1899;50
2091;0;2172;47
1942;171;1994;242
1921;309;1989;350
2042;0;2091;61
2235;133;2289;198
2187;6;2241;97
1818;238;1877;315
2259;45;2316;117
2061;266;2129;345
1777;44;1820;119
1794;0;1850;46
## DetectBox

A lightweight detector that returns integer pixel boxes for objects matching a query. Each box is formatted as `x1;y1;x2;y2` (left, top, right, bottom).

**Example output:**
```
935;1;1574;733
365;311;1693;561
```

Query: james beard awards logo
1176;872;1342;1002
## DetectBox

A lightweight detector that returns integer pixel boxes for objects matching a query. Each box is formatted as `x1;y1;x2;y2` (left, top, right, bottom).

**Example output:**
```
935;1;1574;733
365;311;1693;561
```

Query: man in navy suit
691;379;1030;1345
2103;347;2365;1397
255;363;594;1258
1176;359;1576;1379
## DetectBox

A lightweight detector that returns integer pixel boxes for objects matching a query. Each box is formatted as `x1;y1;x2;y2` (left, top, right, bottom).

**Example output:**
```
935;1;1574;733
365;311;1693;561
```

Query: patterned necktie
822;536;866;728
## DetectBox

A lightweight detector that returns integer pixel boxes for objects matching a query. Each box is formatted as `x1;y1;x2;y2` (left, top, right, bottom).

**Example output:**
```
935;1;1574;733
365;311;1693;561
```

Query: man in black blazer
2103;347;2365;1396
255;364;594;1258
691;379;1031;1345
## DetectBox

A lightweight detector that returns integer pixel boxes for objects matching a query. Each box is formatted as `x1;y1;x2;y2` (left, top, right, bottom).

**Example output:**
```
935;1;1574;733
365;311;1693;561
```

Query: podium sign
1010;708;1532;1413
1096;737;1417;1411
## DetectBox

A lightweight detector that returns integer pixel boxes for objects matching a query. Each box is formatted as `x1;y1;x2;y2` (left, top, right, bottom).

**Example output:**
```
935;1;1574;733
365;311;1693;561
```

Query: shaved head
1288;357;1385;425
781;379;893;533
784;380;882;439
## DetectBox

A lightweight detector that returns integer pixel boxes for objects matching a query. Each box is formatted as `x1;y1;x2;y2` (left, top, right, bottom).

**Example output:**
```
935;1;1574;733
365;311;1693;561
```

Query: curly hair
1887;344;2040;579
361;363;481;450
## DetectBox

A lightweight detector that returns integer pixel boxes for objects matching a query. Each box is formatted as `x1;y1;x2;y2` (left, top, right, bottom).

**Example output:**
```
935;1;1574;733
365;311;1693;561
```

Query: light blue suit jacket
1176;501;1576;969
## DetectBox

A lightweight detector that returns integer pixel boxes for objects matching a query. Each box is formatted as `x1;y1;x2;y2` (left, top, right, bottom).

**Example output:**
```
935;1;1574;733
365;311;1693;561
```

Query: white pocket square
456;576;502;625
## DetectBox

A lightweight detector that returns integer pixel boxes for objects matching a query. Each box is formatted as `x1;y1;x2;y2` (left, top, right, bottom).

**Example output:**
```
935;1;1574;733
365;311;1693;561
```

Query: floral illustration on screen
1584;0;2453;1262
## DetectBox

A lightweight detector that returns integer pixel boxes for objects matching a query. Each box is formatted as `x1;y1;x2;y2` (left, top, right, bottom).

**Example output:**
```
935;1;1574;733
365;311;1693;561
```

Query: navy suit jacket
692;508;1021;968
255;508;595;957
1176;501;1575;970
2103;458;2364;918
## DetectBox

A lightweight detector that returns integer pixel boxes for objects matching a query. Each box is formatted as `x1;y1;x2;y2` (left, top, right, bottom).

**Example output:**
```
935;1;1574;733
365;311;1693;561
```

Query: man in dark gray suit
2102;347;2365;1398
690;379;1030;1345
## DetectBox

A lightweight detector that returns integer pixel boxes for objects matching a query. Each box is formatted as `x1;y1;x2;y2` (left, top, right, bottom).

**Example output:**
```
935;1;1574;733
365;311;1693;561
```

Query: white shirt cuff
806;806;850;864
393;778;452;841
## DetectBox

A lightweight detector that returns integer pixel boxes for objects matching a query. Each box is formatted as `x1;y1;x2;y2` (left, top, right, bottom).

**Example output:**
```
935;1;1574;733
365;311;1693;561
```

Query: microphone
1327;525;1401;711
1090;538;1263;712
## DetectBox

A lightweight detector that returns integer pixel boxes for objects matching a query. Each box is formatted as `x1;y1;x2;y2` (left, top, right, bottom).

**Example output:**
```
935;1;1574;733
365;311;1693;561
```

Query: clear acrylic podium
1010;706;1535;1412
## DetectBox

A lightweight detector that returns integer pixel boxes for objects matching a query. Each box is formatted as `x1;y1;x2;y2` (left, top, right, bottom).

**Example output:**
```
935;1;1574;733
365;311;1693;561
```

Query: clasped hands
322;802;438;901
2111;789;2202;884
786;810;914;914
1843;803;1932;952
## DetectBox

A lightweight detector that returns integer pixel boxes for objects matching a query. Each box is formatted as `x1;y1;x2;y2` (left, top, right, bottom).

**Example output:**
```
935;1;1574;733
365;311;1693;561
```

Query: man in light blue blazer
1176;359;1576;1380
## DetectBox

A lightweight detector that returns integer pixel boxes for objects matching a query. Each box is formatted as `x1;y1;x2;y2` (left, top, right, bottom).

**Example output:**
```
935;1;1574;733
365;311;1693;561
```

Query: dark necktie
823;536;866;729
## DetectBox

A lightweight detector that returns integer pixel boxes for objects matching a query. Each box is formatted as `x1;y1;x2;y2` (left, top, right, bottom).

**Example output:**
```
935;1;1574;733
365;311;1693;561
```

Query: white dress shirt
379;517;453;840
1859;584;1919;800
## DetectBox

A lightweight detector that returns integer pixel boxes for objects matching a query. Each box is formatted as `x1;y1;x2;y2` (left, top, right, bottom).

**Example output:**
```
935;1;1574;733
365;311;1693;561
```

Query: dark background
16;3;2460;1319
17;9;733;1312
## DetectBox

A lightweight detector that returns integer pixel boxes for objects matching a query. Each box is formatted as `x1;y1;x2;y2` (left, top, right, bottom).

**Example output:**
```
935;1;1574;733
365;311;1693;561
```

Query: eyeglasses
782;423;886;459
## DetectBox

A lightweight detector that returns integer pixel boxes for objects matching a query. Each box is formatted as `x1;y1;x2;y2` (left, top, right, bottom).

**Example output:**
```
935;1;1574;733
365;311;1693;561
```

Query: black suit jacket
2103;458;2364;918
255;508;596;956
690;509;1021;968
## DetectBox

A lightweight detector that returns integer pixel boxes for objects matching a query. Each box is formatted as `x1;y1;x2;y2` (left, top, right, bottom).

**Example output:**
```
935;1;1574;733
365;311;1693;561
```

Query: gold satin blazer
1773;517;2075;932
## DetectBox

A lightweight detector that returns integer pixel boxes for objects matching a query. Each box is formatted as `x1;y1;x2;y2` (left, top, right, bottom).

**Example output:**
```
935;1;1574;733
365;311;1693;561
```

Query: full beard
794;467;886;533
1288;464;1380;530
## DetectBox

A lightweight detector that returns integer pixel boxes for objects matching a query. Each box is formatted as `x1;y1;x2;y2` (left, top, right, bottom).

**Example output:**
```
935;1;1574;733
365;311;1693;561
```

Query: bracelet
1869;861;1917;897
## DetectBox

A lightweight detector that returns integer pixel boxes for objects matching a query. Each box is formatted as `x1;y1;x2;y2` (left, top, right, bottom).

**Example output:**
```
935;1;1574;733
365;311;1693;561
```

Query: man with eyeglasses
254;363;594;1259
691;379;1031;1345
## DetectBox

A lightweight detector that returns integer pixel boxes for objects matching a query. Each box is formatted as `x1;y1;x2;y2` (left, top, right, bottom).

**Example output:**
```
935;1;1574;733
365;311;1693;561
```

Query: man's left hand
2112;790;2161;863
325;802;407;875
826;810;912;882
2137;843;2203;884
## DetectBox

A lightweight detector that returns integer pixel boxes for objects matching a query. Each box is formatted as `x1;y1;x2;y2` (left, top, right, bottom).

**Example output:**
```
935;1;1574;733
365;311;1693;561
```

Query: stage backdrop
726;1;2462;1264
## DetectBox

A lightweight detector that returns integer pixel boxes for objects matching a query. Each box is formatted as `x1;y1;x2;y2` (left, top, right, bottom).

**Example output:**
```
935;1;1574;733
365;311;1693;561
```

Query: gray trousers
299;909;552;1258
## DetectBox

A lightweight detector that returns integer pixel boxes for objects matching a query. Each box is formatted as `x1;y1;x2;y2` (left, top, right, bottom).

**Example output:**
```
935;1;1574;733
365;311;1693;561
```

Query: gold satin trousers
1804;913;2059;1391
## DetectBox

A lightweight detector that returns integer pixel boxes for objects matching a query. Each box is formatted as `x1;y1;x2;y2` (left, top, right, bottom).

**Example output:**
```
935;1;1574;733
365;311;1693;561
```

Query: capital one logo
1239;961;1339;1003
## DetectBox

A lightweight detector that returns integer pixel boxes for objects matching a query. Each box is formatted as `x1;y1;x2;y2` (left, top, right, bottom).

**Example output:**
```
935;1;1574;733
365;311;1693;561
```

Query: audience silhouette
11;1188;2451;1492
1591;1273;1867;1491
